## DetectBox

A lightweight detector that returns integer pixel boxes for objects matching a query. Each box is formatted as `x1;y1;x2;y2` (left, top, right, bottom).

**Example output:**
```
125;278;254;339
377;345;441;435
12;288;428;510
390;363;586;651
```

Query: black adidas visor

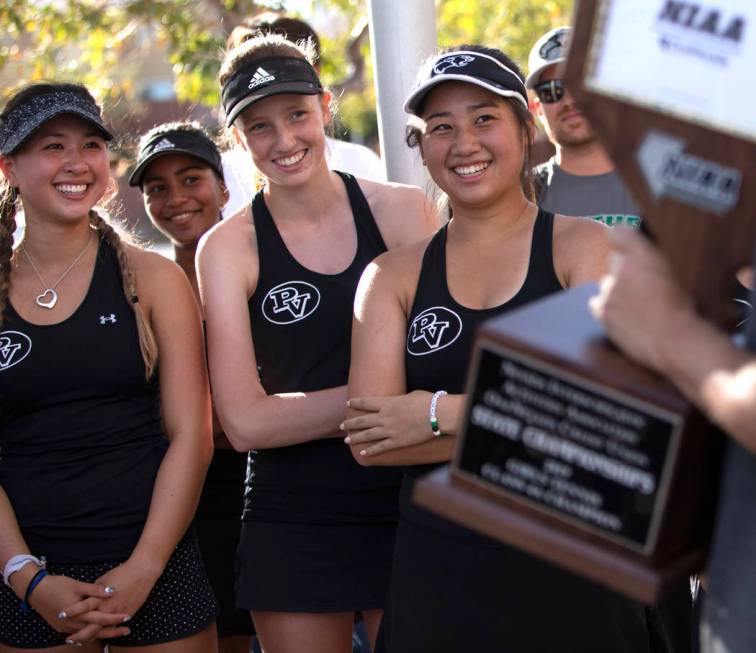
404;50;529;116
221;56;322;127
128;129;224;187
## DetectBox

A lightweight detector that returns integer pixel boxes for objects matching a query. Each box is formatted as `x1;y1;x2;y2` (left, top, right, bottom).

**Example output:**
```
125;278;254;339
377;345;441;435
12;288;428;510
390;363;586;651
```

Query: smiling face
233;92;330;187
418;82;527;211
0;114;110;227
141;153;226;248
533;64;595;149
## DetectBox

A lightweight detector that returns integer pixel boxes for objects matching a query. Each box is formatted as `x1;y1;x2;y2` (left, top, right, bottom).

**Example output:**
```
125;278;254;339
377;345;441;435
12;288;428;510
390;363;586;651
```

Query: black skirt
235;519;396;612
380;515;670;653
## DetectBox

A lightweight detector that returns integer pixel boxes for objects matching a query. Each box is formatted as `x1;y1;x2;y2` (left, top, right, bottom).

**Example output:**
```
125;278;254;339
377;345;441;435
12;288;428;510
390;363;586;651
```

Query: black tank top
0;238;167;564
244;171;400;523
402;209;563;532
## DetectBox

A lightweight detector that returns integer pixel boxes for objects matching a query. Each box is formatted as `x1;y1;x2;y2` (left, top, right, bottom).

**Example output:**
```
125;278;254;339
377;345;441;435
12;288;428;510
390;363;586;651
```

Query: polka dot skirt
0;534;218;648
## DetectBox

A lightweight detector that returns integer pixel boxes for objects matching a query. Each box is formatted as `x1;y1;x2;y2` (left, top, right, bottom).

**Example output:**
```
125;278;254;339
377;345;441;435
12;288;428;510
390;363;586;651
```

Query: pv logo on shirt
262;281;321;324
407;306;463;356
0;331;32;371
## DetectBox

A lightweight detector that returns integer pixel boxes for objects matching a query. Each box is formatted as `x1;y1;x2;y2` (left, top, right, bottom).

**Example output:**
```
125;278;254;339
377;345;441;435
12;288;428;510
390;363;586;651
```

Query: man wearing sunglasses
527;26;641;228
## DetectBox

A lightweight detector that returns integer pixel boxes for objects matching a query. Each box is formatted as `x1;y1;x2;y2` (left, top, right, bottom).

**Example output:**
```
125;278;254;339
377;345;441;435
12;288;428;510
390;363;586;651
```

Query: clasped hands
342;390;436;457
29;556;160;645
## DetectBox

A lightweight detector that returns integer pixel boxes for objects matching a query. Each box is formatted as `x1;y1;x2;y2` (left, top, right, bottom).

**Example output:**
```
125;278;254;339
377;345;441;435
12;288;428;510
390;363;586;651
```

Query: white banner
585;0;755;143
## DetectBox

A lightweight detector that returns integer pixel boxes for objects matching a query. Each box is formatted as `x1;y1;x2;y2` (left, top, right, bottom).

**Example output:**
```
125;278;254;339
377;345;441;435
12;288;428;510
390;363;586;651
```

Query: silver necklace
20;231;93;310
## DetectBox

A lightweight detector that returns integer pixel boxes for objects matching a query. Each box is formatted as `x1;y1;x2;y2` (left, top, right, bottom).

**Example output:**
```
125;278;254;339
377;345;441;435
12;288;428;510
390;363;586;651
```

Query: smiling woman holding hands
0;84;216;652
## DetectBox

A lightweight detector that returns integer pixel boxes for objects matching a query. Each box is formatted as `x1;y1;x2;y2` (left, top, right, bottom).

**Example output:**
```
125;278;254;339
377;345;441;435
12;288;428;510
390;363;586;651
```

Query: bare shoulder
552;214;610;286
197;206;257;265
357;178;438;248
127;244;189;295
358;236;431;313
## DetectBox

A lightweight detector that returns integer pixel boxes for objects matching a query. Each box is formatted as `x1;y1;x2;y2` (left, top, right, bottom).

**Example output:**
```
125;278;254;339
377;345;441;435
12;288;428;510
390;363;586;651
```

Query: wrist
3;554;45;588
8;563;41;600
429;390;448;437
436;393;461;436
126;548;166;583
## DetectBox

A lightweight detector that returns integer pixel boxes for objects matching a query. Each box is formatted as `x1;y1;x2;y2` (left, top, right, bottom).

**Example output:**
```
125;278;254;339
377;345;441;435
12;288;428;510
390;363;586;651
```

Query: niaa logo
0;331;32;371
262;281;321;324
407;306;463;356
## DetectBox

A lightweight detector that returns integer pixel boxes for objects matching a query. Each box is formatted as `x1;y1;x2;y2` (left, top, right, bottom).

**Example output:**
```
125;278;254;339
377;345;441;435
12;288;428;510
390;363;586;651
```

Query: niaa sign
584;0;755;143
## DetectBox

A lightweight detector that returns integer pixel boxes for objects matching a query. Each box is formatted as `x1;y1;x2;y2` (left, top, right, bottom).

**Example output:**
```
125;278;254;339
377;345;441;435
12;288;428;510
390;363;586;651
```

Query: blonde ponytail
88;210;158;379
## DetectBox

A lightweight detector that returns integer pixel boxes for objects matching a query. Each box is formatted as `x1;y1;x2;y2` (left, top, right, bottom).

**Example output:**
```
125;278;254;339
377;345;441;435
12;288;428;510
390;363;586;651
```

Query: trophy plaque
413;0;756;604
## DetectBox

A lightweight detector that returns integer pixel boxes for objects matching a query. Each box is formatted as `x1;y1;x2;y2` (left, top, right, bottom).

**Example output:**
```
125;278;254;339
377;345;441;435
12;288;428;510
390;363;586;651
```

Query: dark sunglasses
534;79;566;104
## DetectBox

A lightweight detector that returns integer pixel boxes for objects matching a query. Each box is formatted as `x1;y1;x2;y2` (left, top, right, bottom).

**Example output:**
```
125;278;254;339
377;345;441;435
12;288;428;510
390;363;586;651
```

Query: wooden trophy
413;0;756;604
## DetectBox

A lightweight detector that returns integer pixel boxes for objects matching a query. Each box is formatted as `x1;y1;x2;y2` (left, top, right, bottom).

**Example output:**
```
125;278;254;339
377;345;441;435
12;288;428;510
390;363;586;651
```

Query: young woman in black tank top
0;84;216;651
343;47;668;652
129;122;255;653
196;35;437;653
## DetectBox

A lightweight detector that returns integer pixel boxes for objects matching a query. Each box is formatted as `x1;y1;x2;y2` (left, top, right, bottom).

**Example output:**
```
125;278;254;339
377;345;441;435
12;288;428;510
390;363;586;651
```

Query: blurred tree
0;0;572;137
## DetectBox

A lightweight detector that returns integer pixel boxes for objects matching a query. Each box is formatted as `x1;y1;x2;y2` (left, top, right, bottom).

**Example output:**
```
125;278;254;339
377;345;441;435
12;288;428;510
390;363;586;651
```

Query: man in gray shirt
527;27;640;227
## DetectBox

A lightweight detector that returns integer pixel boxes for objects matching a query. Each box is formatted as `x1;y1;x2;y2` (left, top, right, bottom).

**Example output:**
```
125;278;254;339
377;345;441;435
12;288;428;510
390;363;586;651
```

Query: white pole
368;0;437;187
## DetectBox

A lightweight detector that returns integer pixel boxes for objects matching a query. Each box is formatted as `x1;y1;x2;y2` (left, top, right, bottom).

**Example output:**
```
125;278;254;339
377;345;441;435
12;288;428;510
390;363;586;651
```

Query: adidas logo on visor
248;67;276;89
152;138;175;152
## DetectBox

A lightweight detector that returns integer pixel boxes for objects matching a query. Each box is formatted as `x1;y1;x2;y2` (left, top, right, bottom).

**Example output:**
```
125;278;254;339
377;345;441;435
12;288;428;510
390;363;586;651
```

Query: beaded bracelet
21;568;48;613
429;390;448;437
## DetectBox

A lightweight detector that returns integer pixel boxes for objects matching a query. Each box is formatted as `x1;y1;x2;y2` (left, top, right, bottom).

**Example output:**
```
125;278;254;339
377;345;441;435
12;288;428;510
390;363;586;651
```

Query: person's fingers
64;623;101;646
73;581;115;599
344;427;387;445
58;597;101;620
346;397;382;412
96;625;132;639
359;438;397;457
341;413;381;432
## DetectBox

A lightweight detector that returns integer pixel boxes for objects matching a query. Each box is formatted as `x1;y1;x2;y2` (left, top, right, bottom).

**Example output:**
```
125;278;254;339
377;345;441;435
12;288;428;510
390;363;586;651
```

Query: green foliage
1;0;572;135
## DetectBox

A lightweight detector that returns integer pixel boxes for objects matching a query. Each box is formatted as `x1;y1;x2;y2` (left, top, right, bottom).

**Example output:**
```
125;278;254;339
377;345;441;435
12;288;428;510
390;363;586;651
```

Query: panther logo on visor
434;54;475;74
539;29;569;61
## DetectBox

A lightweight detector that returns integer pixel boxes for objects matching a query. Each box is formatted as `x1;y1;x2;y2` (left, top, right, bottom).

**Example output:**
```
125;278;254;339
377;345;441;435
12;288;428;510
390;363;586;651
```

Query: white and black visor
404;50;528;116
221;56;322;127
129;129;224;187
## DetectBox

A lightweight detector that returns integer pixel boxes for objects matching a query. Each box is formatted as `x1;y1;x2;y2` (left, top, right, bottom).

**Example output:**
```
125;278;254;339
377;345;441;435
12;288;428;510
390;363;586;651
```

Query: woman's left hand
342;390;435;456
89;557;162;623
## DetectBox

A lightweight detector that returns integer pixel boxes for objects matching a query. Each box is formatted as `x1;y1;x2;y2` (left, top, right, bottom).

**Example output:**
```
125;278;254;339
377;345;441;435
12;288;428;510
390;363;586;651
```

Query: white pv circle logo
262;281;321;324
0;331;32;371
406;306;463;356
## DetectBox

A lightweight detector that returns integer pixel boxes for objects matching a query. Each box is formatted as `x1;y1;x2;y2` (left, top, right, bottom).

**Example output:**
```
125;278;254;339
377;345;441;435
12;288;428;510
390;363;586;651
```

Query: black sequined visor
129;130;224;187
404;50;528;116
221;56;322;127
0;90;113;155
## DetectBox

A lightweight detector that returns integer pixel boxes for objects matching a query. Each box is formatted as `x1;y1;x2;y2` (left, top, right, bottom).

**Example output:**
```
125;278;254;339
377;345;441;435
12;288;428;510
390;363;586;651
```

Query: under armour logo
434;54;475;75
0;330;32;371
407;307;463;356
262;281;321;324
99;314;117;325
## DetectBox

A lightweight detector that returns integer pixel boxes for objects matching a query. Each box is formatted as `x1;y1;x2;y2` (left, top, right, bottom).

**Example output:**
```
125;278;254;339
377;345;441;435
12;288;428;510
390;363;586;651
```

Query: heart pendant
36;289;58;310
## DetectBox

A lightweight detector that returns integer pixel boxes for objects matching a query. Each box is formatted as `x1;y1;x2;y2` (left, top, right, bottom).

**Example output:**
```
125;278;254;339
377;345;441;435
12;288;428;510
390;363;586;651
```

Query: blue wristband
21;568;48;613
